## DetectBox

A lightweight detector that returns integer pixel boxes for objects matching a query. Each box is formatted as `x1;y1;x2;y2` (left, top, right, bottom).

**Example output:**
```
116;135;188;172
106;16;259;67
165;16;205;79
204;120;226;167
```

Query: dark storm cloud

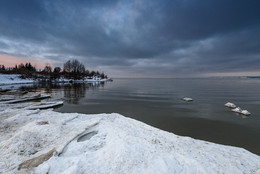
0;0;260;77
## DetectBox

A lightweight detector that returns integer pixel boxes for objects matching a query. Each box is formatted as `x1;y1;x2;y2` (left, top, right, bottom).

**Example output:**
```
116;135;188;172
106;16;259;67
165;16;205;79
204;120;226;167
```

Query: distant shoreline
0;73;112;86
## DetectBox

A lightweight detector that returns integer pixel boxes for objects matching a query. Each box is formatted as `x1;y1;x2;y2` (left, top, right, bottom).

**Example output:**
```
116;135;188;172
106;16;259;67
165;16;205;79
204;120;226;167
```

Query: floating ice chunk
26;101;63;110
0;94;51;104
183;97;193;102
231;107;242;113
225;102;236;109
231;107;251;116
241;110;251;116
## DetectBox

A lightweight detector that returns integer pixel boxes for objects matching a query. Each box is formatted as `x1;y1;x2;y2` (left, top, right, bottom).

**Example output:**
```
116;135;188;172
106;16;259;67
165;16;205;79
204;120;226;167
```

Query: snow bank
0;109;260;174
0;74;34;86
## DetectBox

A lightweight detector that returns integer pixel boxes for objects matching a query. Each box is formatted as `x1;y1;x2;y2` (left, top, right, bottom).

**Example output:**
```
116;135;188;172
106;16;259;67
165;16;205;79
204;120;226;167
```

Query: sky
0;0;260;78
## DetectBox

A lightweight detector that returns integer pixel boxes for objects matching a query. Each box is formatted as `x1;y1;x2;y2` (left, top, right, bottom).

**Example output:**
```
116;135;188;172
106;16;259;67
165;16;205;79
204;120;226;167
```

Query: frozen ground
0;106;260;174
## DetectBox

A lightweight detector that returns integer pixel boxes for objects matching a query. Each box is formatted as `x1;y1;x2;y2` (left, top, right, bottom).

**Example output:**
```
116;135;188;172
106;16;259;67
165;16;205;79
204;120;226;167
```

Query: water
14;78;260;155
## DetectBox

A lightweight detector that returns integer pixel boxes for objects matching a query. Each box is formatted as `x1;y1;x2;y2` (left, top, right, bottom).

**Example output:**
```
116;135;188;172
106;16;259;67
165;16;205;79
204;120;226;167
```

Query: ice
241;110;251;116
0;108;259;174
0;94;51;104
225;103;251;116
225;102;236;109
231;107;242;113
25;101;63;110
183;97;193;102
231;107;251;116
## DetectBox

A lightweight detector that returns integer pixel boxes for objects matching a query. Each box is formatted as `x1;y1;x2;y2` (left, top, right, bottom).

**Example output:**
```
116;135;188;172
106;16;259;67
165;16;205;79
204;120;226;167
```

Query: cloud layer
0;0;260;77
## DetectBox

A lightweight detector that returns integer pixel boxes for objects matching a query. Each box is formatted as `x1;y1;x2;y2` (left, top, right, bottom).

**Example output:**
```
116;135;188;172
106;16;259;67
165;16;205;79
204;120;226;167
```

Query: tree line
0;59;108;80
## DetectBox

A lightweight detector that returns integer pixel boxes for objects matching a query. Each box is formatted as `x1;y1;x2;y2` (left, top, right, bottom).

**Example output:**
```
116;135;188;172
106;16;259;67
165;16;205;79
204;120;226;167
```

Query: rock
18;148;56;170
36;121;49;125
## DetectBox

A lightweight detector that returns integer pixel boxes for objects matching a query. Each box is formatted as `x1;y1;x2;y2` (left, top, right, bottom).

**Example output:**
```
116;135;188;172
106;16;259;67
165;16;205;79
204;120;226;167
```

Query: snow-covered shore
0;107;260;174
0;74;34;86
0;74;112;86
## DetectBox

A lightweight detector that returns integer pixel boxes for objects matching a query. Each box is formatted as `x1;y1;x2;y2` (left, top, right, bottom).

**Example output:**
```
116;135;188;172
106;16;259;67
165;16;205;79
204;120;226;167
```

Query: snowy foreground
0;109;260;174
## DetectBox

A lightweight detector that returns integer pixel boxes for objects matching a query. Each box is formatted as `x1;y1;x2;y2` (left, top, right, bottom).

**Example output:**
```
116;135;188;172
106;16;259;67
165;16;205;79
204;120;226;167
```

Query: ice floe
225;102;251;116
241;110;251;116
0;94;51;104
231;107;242;113
231;107;251;116
182;97;193;102
25;101;63;110
224;102;236;109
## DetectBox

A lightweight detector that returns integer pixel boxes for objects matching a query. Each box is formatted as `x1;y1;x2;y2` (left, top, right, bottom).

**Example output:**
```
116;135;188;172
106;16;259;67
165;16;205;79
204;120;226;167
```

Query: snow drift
0;108;260;174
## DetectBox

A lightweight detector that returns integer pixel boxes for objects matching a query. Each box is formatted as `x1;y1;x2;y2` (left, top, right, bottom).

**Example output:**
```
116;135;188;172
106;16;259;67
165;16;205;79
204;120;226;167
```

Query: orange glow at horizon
0;54;51;69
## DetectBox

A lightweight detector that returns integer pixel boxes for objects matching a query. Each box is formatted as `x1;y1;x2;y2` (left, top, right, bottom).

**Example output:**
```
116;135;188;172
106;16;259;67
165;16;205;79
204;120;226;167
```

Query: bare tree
43;65;52;73
63;59;86;79
54;67;61;73
78;64;85;74
101;72;105;78
53;67;61;79
71;59;79;73
63;60;72;73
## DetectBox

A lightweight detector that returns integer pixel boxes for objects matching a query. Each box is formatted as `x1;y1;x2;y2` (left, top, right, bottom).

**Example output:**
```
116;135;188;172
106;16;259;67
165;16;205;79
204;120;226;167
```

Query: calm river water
16;78;260;155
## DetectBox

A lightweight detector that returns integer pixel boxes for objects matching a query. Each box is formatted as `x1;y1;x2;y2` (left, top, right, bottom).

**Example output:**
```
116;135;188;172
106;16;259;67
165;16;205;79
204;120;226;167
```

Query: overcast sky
0;0;260;77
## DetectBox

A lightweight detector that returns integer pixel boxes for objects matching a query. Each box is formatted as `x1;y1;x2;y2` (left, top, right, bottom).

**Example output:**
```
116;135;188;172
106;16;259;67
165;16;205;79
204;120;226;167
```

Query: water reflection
15;81;106;104
63;83;84;104
64;82;105;104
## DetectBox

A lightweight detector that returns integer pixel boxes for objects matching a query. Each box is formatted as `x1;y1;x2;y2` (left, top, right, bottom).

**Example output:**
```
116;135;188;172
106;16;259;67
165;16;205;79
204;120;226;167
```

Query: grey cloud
0;0;260;77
